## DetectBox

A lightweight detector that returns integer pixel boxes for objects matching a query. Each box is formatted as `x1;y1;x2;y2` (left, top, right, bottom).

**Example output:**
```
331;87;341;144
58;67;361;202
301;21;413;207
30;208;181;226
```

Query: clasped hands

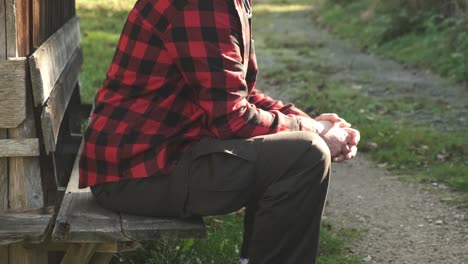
315;113;360;162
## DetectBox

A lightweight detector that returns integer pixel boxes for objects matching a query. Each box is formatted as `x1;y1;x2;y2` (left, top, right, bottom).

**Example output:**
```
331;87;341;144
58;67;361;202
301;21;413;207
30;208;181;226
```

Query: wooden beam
5;0;17;58
89;253;114;264
29;16;81;106
0;59;26;128
0;0;7;59
0;246;8;264
0;0;9;214
0;130;8;211
61;243;96;264
15;0;31;56
45;242;137;254
8;243;48;264
0;213;52;245
32;0;46;48
120;214;207;241
41;47;82;153
8;82;44;210
0;139;40;157
52;192;128;242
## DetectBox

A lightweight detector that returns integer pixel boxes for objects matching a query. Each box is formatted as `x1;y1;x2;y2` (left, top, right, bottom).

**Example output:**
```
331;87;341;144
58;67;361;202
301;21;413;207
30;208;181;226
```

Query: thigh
184;137;260;216
184;131;326;217
91;150;193;217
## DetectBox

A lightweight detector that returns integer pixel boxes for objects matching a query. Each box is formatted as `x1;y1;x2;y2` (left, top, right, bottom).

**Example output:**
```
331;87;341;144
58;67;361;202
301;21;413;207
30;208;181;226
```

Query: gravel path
255;2;468;263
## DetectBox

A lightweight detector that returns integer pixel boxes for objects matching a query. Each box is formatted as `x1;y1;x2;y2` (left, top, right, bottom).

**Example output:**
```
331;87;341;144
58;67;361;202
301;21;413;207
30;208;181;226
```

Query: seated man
79;0;359;263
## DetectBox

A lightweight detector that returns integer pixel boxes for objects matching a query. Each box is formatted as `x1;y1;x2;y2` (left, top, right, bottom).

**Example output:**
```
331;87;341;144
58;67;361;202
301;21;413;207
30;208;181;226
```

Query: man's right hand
316;120;359;162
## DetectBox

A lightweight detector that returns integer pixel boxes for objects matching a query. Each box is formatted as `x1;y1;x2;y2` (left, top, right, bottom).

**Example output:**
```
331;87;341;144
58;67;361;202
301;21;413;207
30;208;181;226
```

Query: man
79;0;360;263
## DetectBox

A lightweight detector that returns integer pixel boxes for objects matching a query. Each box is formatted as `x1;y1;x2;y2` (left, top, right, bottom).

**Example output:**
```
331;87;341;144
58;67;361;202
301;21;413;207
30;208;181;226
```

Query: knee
294;131;331;171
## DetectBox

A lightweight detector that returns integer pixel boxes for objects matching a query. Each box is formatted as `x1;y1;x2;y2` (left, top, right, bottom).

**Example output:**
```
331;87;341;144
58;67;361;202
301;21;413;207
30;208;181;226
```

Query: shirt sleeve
248;88;311;118
162;1;320;139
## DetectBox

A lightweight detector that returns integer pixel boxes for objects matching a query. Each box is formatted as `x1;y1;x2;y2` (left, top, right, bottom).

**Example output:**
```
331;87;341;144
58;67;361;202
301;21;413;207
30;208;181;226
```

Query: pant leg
185;131;331;264
91;131;330;263
245;132;330;264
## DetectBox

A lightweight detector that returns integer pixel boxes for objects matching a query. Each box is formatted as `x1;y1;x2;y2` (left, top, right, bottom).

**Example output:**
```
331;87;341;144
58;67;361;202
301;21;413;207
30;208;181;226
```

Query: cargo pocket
184;138;261;216
190;138;258;191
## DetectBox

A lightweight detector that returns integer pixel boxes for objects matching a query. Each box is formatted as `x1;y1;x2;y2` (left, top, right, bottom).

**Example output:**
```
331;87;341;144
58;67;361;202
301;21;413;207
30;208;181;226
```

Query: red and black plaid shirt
79;0;320;188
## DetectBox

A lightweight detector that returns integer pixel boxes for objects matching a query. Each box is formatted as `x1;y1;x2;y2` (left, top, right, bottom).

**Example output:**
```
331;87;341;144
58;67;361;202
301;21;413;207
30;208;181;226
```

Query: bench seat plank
52;137;206;243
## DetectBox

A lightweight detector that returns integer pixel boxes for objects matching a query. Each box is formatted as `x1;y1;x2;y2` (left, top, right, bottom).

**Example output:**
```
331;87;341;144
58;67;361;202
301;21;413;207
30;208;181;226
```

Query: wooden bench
0;6;206;263
51;142;207;263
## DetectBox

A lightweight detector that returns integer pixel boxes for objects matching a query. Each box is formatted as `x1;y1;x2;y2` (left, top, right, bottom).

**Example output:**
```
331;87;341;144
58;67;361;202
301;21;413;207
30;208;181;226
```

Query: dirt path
254;2;468;263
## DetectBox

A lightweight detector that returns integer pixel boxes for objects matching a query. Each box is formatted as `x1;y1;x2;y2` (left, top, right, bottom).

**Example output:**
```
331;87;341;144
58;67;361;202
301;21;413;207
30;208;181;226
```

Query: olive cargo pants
91;131;331;264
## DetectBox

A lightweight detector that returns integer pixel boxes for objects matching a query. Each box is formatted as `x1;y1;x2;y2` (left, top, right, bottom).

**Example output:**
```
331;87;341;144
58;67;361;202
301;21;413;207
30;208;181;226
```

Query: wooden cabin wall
33;0;76;49
0;0;77;211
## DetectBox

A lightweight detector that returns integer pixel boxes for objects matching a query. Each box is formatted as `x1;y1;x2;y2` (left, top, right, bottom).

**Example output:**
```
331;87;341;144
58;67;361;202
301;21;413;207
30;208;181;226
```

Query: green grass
77;0;364;263
299;0;468;195
316;0;468;83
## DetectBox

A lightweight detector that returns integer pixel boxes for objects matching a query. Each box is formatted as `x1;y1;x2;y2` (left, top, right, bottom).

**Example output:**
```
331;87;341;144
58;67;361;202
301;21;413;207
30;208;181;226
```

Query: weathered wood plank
0;246;7;264
61;243;96;264
29;16;81;106
0;130;8;210
0;0;6;59
45;242;137;254
120;214;207;241
5;0;17;58
53;139;206;243
0;139;40;157
89;253;114;264
53;192;128;242
15;0;31;56
8;243;48;264
0;213;53;245
0;59;27;128
41;47;82;153
8;81;44;210
32;0;46;48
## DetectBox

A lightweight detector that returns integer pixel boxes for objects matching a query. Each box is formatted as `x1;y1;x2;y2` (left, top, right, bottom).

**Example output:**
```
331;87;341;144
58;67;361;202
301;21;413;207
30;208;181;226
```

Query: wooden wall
0;0;76;212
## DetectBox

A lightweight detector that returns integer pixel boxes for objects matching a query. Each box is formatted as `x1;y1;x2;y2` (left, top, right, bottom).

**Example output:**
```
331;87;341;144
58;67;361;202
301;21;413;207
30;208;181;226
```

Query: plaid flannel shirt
79;0;320;188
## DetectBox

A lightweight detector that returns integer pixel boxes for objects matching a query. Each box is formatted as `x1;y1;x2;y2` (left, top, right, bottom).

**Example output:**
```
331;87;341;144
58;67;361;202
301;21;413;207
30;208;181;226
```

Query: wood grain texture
0;0;6;59
0;139;40;157
61;243;96;264
53;192;128;242
89;253;114;264
15;0;31;56
8;243;48;264
8;80;44;210
5;0;17;58
0;0;8;213
0;246;7;263
0;213;53;245
29;16;80;106
41;47;82;153
0;59;27;128
0;130;8;210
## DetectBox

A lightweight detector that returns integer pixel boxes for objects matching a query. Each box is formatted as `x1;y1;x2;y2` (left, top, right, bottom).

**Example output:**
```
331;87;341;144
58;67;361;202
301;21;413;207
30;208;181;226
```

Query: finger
343;128;360;145
316;113;350;126
345;146;358;160
333;154;346;162
341;142;350;154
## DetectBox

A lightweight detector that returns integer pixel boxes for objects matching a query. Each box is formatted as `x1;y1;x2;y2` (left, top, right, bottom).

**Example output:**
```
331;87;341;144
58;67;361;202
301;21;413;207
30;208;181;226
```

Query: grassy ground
77;0;363;263
302;0;468;199
316;0;468;84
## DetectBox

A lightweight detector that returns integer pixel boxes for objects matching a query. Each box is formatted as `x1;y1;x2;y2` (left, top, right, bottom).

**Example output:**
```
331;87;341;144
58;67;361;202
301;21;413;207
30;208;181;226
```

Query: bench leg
0;246;8;263
61;243;96;264
8;243;47;264
89;253;114;264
